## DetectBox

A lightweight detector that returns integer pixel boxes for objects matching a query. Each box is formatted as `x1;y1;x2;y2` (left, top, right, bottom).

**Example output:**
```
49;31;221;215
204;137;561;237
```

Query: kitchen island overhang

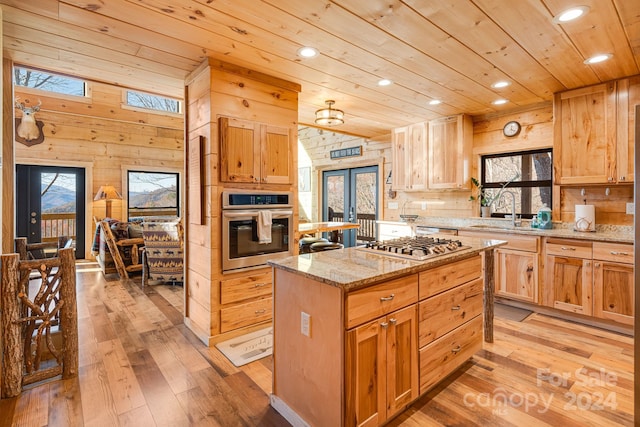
268;236;506;427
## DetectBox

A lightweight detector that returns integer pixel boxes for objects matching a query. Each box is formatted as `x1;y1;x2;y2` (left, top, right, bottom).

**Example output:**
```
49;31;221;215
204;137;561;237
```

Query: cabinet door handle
610;251;629;256
620;176;626;181
526;266;534;272
451;305;461;311
254;283;267;288
389;318;397;325
561;247;576;251
380;321;389;329
451;345;461;354
254;309;266;315
380;294;395;302
594;262;601;268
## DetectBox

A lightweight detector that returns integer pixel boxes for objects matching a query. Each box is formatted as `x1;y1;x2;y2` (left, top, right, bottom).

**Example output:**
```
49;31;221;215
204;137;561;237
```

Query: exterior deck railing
41;213;76;243
330;211;376;243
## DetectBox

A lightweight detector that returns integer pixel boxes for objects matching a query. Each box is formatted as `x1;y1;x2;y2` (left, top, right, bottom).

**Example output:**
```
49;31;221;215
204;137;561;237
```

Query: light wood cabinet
543;240;593;315
219;270;273;333
391;122;427;191
346;304;418;426
554;80;637;185
417;255;483;394
495;249;538;303
593;242;634;325
428;114;472;189
219;116;291;184
458;231;540;303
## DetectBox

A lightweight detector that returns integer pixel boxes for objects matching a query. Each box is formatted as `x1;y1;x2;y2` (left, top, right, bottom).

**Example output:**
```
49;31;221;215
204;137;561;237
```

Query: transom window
481;149;552;219
13;66;86;96
127;171;179;219
125;90;181;114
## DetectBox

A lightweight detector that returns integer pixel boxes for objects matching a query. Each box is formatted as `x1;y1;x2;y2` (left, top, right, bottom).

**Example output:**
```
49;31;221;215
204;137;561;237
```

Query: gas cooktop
358;236;469;261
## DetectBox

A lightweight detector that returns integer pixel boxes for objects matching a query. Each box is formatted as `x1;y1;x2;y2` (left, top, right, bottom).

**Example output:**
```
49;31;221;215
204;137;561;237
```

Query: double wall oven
222;190;294;272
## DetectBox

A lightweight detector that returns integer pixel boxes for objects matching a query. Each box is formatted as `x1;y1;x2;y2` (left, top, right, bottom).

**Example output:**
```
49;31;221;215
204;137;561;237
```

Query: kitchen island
268;236;505;427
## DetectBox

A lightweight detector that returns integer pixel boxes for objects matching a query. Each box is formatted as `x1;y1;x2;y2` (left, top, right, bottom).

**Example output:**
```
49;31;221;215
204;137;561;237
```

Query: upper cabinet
220;117;291;184
391;114;471;191
391;122;428;191
428;114;472;190
554;79;637;185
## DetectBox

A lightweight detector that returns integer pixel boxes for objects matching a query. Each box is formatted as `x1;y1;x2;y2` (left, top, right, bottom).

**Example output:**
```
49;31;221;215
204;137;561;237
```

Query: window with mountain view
127;171;179;219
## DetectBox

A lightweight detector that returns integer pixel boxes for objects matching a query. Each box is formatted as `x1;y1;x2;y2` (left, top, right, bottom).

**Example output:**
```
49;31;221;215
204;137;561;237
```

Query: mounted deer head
15;97;42;141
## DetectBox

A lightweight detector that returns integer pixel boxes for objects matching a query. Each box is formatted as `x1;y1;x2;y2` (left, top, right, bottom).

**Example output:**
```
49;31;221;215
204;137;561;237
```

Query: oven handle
223;210;293;219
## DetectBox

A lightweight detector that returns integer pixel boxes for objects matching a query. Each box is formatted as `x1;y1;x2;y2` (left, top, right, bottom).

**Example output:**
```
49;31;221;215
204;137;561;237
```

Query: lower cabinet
593;242;634;325
219;269;272;333
543;239;593;315
346;305;418;427
458;231;540;303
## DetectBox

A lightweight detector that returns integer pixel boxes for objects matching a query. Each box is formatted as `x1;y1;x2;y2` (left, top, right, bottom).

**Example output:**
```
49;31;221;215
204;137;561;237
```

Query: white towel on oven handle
257;210;272;244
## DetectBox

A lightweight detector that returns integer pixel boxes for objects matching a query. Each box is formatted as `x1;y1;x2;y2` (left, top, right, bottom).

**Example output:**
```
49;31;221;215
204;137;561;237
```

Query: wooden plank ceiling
1;0;639;138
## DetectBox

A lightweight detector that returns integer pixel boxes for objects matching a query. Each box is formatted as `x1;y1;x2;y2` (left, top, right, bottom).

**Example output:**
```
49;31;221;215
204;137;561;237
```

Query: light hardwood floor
1;262;633;426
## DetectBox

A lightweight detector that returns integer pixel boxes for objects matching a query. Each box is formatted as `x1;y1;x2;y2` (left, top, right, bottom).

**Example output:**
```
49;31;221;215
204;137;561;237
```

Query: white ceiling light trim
297;46;319;58
584;53;612;64
553;6;590;24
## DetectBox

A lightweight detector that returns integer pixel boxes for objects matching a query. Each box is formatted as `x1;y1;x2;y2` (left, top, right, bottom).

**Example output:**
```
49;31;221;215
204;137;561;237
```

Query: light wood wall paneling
2;55;13;254
561;186;634;226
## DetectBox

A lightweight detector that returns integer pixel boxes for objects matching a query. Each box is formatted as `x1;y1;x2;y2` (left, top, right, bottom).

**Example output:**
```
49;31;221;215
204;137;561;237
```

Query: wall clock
503;120;521;137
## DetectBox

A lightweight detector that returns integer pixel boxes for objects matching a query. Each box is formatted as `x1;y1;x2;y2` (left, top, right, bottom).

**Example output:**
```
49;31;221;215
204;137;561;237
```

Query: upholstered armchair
141;218;184;287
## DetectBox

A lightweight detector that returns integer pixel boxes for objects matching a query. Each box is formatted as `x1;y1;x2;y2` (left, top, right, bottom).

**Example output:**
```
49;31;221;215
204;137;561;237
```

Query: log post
14;237;27;260
58;247;78;379
483;249;495;343
1;253;23;398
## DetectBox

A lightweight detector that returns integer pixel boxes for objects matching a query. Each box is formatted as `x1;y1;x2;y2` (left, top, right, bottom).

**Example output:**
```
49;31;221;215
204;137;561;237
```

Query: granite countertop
268;236;505;291
381;217;633;244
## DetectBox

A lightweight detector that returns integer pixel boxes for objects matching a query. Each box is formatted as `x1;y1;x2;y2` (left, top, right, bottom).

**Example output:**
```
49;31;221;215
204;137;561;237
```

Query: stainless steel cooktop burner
358;236;469;261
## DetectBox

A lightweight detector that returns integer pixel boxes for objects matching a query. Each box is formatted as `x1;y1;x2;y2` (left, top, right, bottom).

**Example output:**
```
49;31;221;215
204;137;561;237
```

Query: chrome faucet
499;190;518;228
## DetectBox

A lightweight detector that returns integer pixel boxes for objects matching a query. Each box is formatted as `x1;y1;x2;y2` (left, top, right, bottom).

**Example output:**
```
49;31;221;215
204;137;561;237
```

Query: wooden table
297;221;360;242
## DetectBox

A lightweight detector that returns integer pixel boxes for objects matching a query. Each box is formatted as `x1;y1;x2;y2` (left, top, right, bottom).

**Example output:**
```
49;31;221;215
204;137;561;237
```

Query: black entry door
16;165;85;258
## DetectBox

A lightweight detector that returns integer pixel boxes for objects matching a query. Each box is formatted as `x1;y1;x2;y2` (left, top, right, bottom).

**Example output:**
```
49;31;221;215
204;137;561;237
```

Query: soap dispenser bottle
537;204;552;229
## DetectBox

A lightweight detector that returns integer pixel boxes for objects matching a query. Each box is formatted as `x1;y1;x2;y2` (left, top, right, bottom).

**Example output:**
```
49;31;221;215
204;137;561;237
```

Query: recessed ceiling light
429;99;442;105
377;79;393;87
553;6;589;24
492;81;510;89
492;99;508;105
297;46;319;58
584;53;612;64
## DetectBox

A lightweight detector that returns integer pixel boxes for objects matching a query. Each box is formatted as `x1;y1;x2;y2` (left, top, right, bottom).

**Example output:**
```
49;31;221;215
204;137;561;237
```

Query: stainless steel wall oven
221;190;293;272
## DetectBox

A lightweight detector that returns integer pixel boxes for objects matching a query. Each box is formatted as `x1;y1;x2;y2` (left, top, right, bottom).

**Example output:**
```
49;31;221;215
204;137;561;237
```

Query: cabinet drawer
419;315;482;394
346;275;418;329
220;297;272;333
593;242;633;264
419;255;481;299
418;278;483;347
546;240;592;258
221;271;272;305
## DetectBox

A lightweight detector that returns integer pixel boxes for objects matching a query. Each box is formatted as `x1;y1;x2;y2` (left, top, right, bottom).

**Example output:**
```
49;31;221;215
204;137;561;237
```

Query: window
481;149;552;218
125;90;181;113
13;66;86;96
127;171;179;219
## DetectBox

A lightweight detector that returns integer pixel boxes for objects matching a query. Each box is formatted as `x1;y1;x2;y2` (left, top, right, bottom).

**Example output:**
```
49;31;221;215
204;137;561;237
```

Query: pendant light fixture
315;100;344;126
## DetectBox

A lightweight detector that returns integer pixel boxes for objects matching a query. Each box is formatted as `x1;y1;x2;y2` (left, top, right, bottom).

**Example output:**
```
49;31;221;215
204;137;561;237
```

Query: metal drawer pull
451;305;461;311
451;345;461;354
380;294;395;302
561;247;576;251
389;318;397;325
380;321;389;328
254;283;267;287
610;251;629;256
254;309;266;315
